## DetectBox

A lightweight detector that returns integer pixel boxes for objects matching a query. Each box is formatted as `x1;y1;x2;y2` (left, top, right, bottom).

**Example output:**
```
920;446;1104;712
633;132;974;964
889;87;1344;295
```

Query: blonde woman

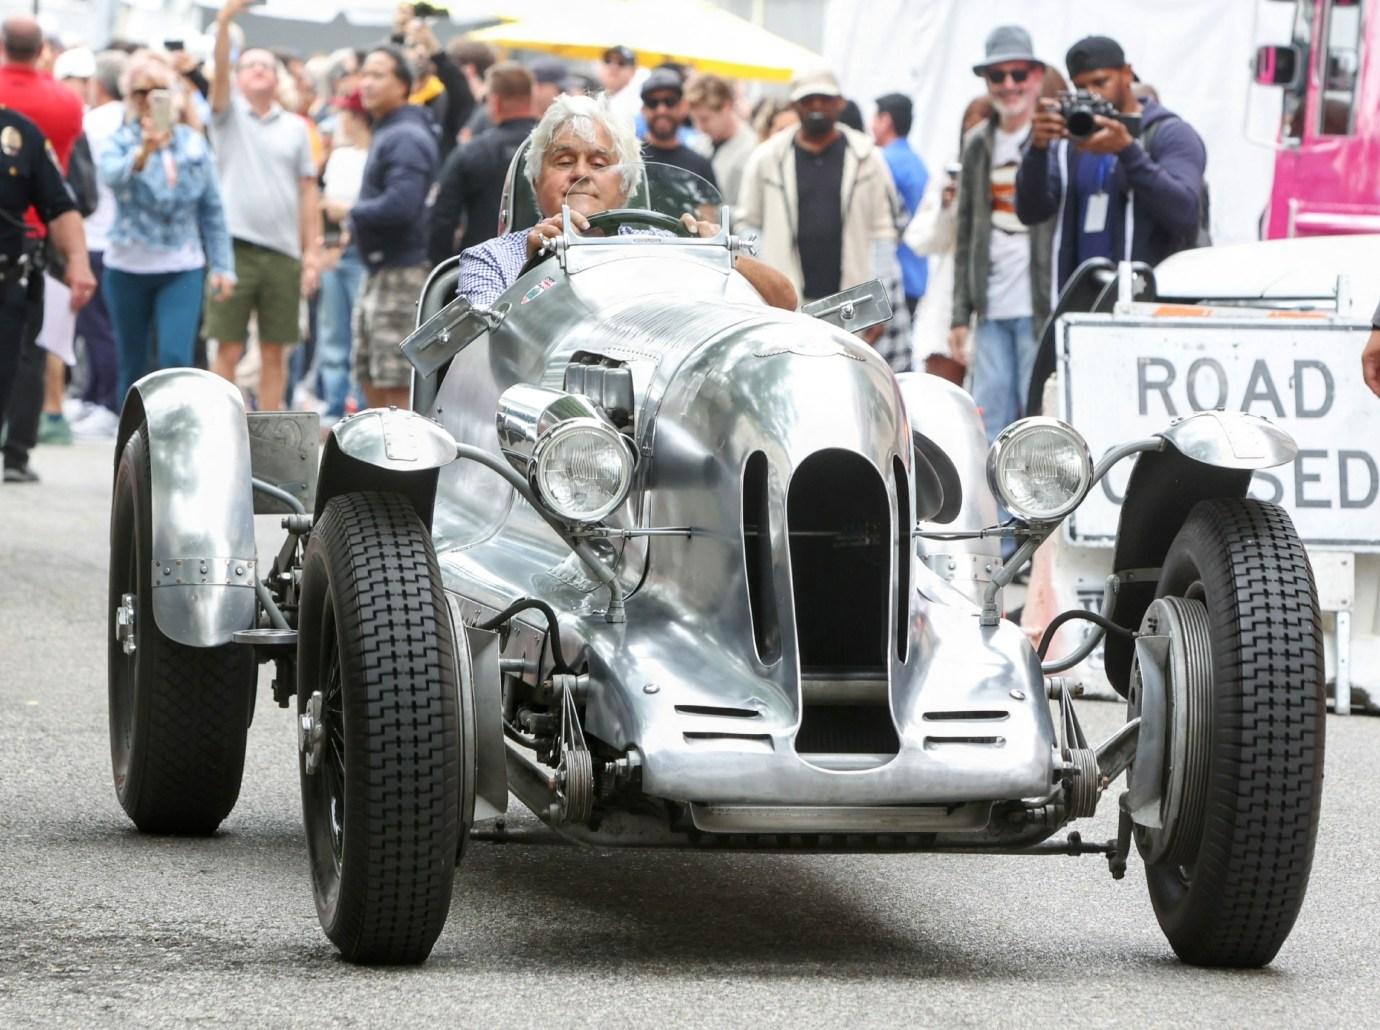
98;51;233;399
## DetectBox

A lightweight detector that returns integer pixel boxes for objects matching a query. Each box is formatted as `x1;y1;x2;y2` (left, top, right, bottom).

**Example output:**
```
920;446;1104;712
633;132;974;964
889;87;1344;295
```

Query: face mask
801;111;835;139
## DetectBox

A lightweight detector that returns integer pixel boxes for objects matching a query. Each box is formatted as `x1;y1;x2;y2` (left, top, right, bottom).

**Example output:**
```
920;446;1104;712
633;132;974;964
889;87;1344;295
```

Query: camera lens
1066;108;1096;137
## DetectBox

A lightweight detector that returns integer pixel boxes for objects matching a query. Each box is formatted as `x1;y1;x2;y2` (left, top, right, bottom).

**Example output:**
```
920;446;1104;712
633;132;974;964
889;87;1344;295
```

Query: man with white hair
457;94;794;311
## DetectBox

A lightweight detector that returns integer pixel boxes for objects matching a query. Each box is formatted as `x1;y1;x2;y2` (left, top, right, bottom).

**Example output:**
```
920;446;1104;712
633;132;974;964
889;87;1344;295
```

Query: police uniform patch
0;126;21;157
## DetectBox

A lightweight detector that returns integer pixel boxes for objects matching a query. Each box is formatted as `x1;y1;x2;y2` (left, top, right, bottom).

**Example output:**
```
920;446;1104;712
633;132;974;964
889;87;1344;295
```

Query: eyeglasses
644;95;680;110
238;58;276;72
986;68;1031;85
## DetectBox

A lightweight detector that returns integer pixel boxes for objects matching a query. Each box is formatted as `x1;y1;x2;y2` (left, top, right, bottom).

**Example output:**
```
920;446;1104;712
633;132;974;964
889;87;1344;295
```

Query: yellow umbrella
465;0;823;83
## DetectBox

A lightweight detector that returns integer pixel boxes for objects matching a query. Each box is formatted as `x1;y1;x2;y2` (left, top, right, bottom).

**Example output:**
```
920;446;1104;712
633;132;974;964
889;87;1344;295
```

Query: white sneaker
63;398;95;422
72;405;119;440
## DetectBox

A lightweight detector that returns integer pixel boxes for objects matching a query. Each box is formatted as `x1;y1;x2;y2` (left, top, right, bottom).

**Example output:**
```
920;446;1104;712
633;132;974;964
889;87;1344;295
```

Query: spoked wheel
108;426;256;834
1134;498;1324;967
296;491;462;965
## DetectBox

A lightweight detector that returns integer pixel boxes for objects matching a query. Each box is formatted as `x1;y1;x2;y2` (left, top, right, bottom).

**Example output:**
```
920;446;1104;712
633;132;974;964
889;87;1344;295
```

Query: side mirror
802;280;893;334
400;293;507;379
1254;44;1302;88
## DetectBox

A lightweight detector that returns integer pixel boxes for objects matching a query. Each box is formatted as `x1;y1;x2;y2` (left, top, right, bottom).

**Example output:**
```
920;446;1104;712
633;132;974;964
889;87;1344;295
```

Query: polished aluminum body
118;369;257;647
425;234;1058;815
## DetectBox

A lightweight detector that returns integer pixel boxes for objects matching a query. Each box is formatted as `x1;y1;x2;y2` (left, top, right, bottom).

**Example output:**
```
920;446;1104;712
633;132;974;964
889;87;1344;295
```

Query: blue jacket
1014;100;1205;296
882;138;929;300
351;104;439;271
99;121;234;277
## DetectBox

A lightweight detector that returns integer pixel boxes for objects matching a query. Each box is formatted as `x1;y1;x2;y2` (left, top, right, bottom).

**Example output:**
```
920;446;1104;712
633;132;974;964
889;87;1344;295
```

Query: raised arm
211;0;253;115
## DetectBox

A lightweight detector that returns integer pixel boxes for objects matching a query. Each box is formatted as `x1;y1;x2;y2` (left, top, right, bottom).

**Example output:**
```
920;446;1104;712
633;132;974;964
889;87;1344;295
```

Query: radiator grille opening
788;450;899;757
742;451;781;665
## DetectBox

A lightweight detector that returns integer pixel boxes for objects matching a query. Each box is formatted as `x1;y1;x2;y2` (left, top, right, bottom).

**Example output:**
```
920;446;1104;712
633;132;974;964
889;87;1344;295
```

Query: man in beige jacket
737;70;900;322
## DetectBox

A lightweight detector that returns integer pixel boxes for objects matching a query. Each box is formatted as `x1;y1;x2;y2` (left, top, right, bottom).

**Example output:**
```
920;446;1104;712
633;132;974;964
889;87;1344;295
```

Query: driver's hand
526;211;590;260
680;212;720;238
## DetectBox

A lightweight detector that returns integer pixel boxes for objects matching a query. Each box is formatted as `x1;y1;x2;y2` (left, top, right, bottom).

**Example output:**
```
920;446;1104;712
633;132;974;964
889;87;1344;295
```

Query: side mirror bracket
802;280;893;334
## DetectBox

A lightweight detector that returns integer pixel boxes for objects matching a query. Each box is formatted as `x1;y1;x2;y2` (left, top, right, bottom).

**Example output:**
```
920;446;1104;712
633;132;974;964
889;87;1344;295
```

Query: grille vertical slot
742;451;781;664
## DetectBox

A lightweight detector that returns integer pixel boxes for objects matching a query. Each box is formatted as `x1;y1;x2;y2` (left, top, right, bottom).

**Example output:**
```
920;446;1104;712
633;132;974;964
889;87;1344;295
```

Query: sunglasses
644;95;680;110
129;87;152;99
986;68;1031;85
603;58;629;67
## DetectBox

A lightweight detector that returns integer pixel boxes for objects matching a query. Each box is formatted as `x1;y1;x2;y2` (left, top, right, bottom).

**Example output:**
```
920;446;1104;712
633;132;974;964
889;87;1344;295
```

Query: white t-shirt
985;124;1033;321
322;144;367;206
83;101;125;252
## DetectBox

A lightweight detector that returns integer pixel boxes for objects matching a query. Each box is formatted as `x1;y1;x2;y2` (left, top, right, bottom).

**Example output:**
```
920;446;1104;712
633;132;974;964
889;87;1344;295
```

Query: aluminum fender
1101;442;1255;697
115;368;256;647
314;408;458;527
1157;410;1297;470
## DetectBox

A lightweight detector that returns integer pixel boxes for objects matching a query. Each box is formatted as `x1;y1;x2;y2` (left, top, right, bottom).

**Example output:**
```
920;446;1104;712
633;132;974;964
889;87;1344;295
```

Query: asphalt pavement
3;439;1378;1028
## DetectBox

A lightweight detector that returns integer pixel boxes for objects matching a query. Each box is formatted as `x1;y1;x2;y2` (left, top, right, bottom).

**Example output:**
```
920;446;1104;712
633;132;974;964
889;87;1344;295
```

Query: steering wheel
583;209;695;237
517;209;696;277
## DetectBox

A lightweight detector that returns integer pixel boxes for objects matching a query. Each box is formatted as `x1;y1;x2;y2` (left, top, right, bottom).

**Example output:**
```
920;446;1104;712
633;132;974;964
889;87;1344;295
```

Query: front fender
314;408;458;528
115;369;256;647
1103;411;1297;695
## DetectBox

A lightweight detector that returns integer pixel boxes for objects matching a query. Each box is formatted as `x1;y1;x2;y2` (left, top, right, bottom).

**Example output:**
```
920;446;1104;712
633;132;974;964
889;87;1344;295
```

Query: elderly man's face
536;123;628;219
984;60;1042;120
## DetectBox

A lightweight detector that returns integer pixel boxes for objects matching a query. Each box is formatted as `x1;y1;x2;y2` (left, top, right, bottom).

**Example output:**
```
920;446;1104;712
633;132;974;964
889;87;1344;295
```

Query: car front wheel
296;491;461;965
1137;498;1324;968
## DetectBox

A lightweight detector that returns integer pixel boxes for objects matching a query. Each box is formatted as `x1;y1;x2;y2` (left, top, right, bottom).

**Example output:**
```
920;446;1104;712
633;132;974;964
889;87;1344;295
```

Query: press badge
1084;192;1109;234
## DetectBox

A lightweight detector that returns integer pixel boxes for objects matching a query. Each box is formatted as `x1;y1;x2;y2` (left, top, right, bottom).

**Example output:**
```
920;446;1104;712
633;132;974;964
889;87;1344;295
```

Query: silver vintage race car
106;162;1324;967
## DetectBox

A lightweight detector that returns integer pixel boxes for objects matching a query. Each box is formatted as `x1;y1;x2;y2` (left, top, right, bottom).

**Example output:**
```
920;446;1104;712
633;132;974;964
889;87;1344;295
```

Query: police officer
0;104;95;483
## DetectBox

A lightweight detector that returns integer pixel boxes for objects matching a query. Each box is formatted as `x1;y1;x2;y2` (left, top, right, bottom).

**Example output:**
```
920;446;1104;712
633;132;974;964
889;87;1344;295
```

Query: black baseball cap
530;56;568;85
640;67;683;102
1066;35;1127;78
602;45;635;65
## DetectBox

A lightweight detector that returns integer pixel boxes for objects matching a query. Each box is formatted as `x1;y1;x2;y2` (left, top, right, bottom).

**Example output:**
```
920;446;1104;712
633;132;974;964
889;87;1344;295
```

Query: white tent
822;0;1295;245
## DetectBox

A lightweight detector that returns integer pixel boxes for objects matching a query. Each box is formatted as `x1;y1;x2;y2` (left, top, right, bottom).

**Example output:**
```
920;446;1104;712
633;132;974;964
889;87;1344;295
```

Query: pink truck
1256;0;1380;237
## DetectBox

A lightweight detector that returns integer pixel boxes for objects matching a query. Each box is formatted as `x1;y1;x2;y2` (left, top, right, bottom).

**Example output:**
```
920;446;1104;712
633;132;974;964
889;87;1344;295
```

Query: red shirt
0;62;84;234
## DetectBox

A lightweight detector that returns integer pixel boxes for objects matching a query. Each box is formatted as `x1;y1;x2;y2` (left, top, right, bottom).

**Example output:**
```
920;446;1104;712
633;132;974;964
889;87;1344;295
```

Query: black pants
0;271;45;471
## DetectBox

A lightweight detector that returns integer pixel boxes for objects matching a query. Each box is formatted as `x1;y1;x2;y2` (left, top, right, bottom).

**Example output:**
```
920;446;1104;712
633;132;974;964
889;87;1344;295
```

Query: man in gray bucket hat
952;24;1052;472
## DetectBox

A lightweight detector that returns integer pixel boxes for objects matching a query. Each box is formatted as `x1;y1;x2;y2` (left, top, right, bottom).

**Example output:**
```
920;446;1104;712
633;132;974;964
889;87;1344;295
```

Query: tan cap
789;68;842;103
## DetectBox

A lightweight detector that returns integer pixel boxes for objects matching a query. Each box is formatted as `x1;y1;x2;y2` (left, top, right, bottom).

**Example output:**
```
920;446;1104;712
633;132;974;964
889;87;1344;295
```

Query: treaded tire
1143;498;1325;967
297;491;460;965
107;426;256;835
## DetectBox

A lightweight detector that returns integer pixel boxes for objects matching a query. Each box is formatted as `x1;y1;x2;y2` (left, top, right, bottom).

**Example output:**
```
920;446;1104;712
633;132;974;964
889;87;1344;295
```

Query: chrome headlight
496;384;634;523
986;417;1093;523
531;418;633;522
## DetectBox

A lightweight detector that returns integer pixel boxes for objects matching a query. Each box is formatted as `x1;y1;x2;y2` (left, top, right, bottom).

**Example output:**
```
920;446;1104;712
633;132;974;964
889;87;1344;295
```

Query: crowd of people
0;2;1214;485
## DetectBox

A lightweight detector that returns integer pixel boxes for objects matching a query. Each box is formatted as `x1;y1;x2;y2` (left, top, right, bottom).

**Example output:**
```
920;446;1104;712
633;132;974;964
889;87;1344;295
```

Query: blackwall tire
297;491;461;965
107;426;256;835
1142;498;1325;968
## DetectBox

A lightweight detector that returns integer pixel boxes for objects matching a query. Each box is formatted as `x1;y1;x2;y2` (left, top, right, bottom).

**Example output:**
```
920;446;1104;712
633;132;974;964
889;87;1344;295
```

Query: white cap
54;47;96;81
789;68;842;103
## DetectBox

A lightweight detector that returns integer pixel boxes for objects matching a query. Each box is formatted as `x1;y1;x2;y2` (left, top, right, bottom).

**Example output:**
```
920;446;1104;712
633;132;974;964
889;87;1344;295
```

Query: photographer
1015;35;1205;292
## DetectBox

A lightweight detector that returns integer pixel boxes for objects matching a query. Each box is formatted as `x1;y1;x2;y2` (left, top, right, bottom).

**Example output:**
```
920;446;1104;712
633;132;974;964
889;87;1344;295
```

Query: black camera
412;1;449;17
1056;89;1141;139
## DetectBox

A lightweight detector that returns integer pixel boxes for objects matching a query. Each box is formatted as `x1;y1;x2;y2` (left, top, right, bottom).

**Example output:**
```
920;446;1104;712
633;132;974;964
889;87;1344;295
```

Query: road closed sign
1058;315;1380;550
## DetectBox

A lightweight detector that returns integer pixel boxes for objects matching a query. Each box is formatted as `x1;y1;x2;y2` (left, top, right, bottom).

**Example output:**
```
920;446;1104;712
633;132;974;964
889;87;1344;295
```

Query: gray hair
94;49;129;101
524;92;641;195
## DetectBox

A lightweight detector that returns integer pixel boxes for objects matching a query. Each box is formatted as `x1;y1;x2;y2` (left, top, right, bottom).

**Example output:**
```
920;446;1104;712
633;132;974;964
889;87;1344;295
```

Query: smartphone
149;89;173;134
164;39;185;51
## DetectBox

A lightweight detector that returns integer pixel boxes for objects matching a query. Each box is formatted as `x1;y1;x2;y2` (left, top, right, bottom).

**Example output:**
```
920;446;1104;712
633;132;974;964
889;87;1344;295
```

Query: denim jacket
99;121;235;278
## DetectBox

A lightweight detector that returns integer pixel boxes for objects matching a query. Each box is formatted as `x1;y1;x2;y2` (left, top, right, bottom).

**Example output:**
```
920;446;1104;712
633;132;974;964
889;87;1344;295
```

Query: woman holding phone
98;50;234;400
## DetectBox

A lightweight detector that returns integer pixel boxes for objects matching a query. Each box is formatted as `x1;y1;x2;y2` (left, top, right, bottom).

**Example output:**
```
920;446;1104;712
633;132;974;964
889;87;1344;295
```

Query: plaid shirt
457;230;528;308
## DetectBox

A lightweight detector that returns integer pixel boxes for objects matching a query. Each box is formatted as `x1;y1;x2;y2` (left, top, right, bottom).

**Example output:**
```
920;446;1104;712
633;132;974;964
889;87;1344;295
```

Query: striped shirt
457;225;673;308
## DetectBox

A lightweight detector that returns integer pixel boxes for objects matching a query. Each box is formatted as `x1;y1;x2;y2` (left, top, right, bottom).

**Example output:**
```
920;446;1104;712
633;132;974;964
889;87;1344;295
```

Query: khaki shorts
204;239;301;345
353;264;428;389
